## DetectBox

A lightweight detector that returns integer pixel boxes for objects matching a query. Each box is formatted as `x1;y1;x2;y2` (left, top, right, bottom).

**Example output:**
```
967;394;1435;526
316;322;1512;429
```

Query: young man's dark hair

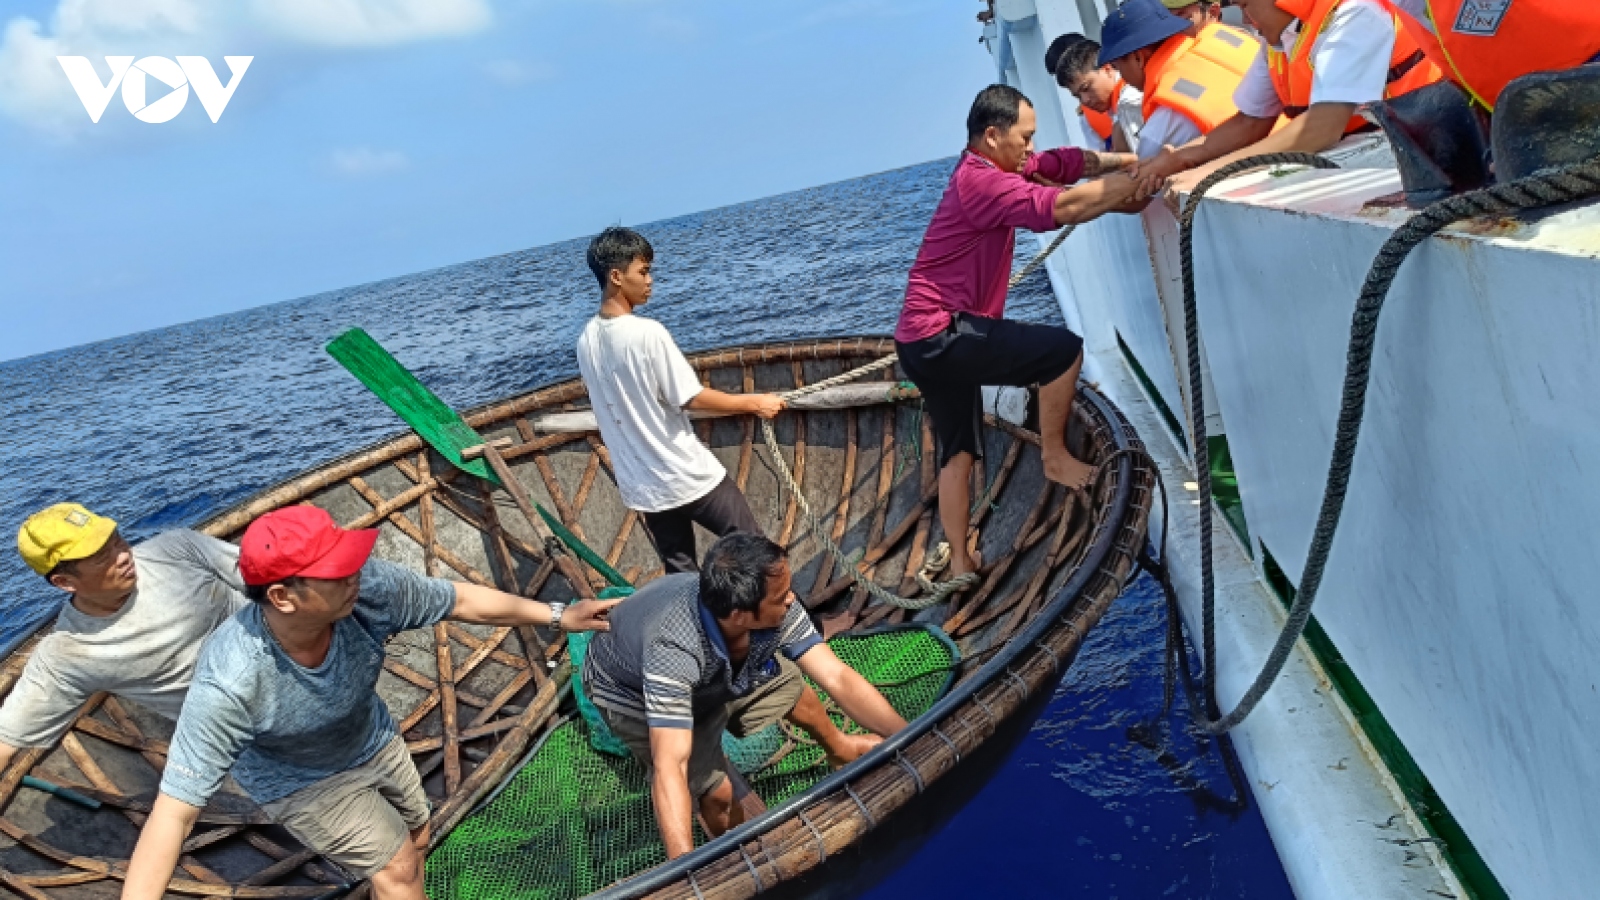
585;227;654;289
1044;33;1085;80
965;84;1031;142
243;577;305;605
1056;38;1104;88
698;532;786;618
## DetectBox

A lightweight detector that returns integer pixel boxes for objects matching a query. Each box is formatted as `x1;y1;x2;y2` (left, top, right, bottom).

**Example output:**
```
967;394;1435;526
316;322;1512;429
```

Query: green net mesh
425;625;958;900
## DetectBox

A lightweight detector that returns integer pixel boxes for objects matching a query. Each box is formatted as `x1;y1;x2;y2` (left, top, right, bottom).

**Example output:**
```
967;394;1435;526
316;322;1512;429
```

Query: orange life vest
1142;24;1261;134
1395;0;1600;111
1082;80;1122;142
1268;0;1442;134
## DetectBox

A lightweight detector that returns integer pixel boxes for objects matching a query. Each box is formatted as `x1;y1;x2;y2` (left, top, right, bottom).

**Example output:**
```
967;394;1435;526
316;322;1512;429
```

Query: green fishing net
425;625;959;900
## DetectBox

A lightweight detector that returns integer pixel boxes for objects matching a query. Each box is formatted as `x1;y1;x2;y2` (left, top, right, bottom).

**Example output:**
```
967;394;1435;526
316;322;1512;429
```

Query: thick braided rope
1180;153;1600;734
1177;152;1339;727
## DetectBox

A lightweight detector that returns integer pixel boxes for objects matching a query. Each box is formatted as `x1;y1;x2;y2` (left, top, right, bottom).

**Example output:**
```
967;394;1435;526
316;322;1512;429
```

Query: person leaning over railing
1163;0;1224;29
1054;35;1147;153
1086;0;1260;216
0;504;248;777
1135;0;1444;196
1387;0;1600;113
120;507;621;900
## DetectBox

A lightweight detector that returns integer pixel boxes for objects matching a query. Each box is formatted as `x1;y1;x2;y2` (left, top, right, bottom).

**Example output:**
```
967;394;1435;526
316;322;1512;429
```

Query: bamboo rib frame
0;337;1152;900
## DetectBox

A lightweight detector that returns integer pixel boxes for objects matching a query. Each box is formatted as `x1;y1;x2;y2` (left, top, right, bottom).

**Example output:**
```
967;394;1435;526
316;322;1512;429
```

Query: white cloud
329;146;409;176
481;58;555;86
0;0;493;131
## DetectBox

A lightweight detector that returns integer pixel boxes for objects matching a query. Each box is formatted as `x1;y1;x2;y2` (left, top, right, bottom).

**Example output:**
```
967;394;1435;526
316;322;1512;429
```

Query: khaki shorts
598;656;804;800
260;735;431;880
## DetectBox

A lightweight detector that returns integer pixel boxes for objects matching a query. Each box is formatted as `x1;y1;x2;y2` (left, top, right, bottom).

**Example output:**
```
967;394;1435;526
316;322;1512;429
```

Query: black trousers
897;313;1082;468
641;476;763;574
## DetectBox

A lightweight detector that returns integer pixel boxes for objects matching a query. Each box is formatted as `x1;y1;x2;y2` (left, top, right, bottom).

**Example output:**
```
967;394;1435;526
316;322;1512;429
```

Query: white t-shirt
1233;0;1398;118
1136;106;1205;160
575;314;725;513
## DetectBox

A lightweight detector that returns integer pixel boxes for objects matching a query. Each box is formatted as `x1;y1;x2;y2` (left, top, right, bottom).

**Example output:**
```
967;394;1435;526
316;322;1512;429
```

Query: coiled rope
1177;151;1600;734
755;224;1082;610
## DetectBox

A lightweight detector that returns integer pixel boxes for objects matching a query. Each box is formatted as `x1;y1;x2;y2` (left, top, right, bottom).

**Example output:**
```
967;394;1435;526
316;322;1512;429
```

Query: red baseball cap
239;506;378;586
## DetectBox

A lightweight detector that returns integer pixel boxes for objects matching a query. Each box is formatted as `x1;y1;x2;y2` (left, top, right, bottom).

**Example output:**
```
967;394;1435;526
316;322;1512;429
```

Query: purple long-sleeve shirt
895;147;1086;343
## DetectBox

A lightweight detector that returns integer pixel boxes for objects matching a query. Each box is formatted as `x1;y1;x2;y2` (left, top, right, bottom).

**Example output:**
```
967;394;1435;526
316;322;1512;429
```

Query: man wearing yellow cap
0;504;251;775
1162;0;1222;29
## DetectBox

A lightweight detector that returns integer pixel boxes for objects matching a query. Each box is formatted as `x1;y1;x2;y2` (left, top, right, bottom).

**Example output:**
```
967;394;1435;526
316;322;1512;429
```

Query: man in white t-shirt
1135;0;1439;195
575;227;784;574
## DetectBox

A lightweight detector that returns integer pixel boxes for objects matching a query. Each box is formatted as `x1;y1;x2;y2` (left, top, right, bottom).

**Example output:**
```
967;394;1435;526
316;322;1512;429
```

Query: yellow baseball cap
17;504;117;575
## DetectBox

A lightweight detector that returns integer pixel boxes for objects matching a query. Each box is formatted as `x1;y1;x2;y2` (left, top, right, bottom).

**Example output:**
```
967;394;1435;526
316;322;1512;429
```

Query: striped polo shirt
581;573;823;730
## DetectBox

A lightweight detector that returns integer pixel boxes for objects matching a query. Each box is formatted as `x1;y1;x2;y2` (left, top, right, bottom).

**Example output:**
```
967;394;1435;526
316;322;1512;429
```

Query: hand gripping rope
757;224;1080;610
1176;151;1600;734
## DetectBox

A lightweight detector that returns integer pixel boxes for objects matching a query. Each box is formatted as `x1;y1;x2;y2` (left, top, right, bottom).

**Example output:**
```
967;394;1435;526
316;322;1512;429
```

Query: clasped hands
1130;145;1210;214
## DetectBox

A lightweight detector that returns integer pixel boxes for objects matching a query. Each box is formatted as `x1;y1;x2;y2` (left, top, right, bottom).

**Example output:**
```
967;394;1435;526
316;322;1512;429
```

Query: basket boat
0;336;1154;900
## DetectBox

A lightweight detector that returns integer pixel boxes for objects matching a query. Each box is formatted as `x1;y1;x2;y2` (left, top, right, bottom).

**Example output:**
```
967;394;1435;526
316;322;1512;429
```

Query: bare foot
951;546;984;578
824;732;883;769
1043;450;1096;491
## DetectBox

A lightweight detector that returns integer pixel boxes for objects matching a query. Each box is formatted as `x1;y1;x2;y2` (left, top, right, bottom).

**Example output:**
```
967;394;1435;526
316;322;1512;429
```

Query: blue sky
0;0;995;362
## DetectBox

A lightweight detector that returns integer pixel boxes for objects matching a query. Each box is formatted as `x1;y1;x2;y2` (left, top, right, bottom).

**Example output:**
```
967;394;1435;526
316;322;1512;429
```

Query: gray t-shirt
582;573;823;730
160;558;456;807
0;530;248;749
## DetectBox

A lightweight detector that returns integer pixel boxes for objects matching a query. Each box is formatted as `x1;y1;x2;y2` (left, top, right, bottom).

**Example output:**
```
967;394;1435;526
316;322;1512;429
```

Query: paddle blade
326;328;499;484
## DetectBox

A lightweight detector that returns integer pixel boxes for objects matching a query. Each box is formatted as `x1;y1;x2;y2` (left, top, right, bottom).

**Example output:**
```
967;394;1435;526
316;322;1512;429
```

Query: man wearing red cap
121;507;619;900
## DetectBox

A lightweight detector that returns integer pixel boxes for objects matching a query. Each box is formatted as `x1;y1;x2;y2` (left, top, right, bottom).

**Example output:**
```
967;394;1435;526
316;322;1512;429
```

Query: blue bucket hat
1098;0;1191;66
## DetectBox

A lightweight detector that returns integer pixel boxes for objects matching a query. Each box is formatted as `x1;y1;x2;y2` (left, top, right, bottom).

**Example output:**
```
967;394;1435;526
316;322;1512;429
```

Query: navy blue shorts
896;313;1082;469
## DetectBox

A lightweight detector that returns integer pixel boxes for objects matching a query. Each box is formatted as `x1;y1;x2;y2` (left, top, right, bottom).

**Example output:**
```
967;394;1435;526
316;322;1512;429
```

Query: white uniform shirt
1136;106;1205;160
1233;0;1399;117
575;314;725;513
1115;83;1147;148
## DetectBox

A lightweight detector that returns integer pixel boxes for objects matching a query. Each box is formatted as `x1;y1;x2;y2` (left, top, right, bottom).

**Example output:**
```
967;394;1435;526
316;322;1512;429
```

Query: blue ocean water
0;158;1291;897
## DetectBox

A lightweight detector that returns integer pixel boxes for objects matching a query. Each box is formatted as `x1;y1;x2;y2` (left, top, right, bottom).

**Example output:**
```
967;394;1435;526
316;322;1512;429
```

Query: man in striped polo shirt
583;533;907;859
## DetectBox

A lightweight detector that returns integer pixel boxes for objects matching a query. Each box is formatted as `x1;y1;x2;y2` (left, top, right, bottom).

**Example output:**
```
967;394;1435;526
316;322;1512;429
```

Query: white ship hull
983;2;1600;898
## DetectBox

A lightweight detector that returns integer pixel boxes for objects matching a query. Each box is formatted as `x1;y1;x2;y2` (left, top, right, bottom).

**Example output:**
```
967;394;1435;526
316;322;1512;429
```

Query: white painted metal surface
1190;168;1600;900
966;0;1595;896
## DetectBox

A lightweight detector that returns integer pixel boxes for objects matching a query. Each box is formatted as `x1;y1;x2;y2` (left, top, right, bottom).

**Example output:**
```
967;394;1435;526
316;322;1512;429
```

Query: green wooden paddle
325;328;629;589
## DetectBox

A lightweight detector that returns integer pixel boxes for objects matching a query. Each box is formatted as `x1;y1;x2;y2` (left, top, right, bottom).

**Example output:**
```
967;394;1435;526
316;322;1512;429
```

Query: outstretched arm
449;583;620;632
1168;103;1353;194
1134;113;1276;191
686;388;784;420
647;727;698;859
1052;173;1150;225
122;793;202;900
1081;150;1139;178
795;644;907;737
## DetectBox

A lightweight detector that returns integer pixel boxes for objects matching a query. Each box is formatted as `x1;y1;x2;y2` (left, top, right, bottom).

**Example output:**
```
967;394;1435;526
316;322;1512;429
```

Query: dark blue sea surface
0;158;1291;897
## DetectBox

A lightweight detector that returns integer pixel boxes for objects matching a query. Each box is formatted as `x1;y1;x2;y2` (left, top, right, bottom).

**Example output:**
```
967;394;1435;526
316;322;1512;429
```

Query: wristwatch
548;602;568;632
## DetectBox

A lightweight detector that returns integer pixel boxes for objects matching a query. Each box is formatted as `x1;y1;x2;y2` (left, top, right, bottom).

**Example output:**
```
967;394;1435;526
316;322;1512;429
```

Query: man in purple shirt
896;84;1143;582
